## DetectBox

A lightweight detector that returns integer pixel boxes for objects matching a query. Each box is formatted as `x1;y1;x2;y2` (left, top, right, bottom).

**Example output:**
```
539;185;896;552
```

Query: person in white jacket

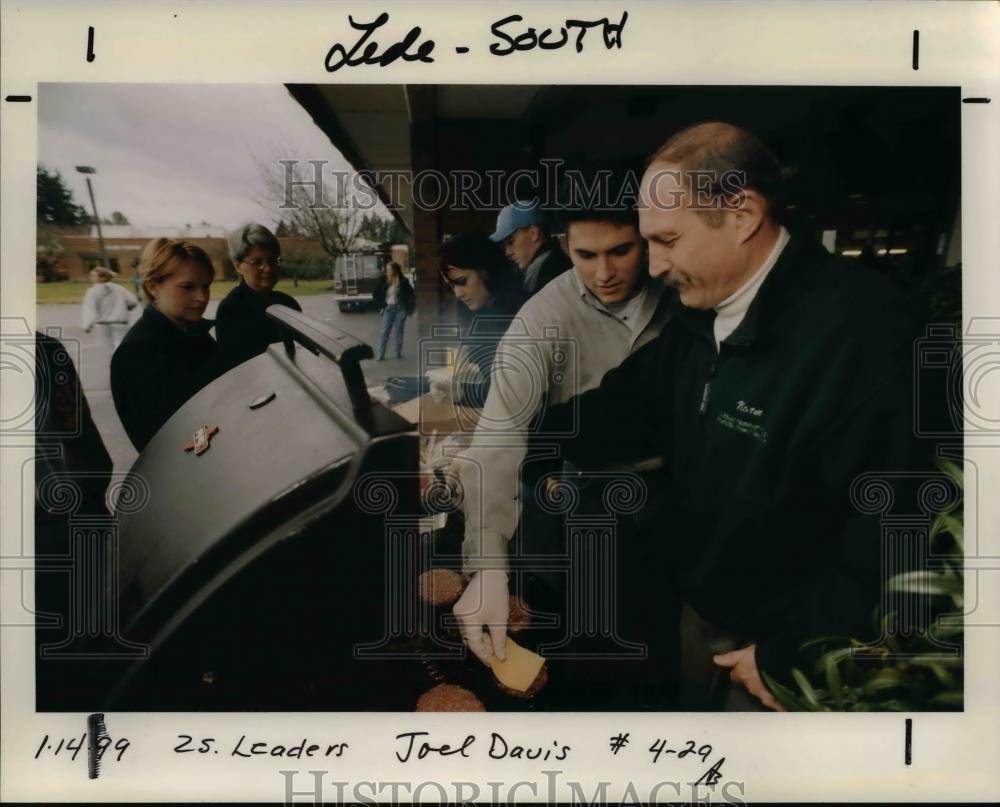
80;267;139;353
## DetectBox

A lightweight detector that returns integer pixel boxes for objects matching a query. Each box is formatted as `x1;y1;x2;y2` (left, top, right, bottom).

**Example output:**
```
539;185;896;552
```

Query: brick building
53;225;362;281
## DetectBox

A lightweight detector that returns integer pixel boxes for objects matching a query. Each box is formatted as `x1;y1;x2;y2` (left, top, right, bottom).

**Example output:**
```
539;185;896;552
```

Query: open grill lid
115;307;416;642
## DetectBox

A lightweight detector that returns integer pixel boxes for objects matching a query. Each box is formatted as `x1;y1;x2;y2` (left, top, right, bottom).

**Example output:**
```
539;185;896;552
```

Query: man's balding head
646;121;789;226
640;122;787;309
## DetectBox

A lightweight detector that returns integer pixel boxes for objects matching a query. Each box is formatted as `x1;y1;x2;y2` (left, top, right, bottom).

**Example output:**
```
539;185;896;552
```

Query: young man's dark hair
556;162;643;231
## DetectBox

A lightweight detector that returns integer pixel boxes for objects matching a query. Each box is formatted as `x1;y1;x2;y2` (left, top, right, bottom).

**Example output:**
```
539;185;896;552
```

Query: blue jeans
377;304;405;359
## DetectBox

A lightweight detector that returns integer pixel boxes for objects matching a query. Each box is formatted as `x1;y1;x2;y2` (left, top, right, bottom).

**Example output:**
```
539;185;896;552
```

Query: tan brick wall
55;234;341;281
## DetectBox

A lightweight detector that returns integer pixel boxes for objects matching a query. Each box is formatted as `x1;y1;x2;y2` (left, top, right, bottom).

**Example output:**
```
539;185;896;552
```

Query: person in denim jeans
373;261;415;360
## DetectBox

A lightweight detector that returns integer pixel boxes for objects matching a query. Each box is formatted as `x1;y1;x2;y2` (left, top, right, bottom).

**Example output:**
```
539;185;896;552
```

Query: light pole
75;166;110;271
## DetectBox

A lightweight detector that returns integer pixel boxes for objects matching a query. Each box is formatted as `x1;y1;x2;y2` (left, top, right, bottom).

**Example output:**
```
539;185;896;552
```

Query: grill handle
266;305;373;412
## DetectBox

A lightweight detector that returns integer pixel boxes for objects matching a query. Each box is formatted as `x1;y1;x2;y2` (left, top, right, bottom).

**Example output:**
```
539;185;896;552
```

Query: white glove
453;569;508;663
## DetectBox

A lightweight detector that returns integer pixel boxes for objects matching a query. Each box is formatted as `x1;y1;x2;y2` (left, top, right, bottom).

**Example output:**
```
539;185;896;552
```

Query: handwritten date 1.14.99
324;10;628;71
34;733;130;763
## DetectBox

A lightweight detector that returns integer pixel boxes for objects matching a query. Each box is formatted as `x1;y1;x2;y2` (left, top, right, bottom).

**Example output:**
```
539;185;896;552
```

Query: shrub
763;459;964;711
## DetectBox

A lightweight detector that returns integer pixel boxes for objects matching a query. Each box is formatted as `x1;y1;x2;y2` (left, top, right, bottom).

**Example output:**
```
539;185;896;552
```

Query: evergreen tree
358;212;409;245
36;166;87;228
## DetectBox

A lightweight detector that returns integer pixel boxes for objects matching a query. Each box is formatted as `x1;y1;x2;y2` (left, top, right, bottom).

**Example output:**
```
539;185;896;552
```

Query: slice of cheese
488;638;544;692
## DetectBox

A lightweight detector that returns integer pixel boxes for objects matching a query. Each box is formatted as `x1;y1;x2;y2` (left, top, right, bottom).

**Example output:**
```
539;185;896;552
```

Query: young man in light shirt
452;180;673;674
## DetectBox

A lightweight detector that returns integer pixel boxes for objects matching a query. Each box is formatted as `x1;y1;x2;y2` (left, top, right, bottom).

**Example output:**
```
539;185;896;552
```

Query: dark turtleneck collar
142;303;215;338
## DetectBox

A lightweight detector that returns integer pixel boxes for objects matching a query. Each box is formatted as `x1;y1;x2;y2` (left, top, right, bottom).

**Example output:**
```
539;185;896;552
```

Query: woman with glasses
438;233;526;407
216;222;302;369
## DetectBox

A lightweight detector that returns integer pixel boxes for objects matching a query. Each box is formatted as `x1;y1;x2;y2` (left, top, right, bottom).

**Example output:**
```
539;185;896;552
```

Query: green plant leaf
887;571;963;597
935;458;964;493
862;667;907;696
799;636;851;651
905;654;962;666
931;620;964;637
872;698;911;712
760;671;812;712
777;455;965;713
936;559;963;582
905;655;963;689
792;668;829;711
939;514;964;549
814;646;854;674
927;691;963;709
821;650;846;709
931;512;964;550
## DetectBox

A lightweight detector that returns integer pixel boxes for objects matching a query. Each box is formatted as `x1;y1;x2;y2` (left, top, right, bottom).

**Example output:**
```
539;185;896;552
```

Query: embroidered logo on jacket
716;400;768;444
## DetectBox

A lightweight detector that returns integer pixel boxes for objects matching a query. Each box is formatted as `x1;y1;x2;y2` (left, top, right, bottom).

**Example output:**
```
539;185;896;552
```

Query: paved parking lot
36;293;418;473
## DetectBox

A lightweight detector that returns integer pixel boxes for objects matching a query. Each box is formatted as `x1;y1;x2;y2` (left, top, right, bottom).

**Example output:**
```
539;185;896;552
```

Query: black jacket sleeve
539;332;670;470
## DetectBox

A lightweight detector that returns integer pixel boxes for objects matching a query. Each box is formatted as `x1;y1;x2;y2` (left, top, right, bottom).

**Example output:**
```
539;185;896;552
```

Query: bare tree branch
253;151;369;258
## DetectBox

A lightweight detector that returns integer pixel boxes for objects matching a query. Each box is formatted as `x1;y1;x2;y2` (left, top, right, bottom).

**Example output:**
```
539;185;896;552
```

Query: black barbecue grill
83;307;428;710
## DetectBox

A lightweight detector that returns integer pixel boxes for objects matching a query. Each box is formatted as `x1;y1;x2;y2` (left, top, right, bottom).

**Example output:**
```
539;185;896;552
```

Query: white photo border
2;0;998;802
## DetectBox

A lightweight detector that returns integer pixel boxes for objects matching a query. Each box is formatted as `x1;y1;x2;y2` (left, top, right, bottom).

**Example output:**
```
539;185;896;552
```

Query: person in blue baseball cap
489;199;572;296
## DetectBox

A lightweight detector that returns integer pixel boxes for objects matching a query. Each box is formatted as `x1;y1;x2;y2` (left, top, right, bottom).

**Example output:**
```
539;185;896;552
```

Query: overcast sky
38;83;357;230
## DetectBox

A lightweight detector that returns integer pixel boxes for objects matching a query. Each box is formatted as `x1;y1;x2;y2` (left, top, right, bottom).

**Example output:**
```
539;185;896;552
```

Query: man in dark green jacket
543;122;925;710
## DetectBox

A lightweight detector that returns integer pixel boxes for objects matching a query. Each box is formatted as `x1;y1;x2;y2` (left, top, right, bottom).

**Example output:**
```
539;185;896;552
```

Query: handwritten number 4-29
648;738;712;764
